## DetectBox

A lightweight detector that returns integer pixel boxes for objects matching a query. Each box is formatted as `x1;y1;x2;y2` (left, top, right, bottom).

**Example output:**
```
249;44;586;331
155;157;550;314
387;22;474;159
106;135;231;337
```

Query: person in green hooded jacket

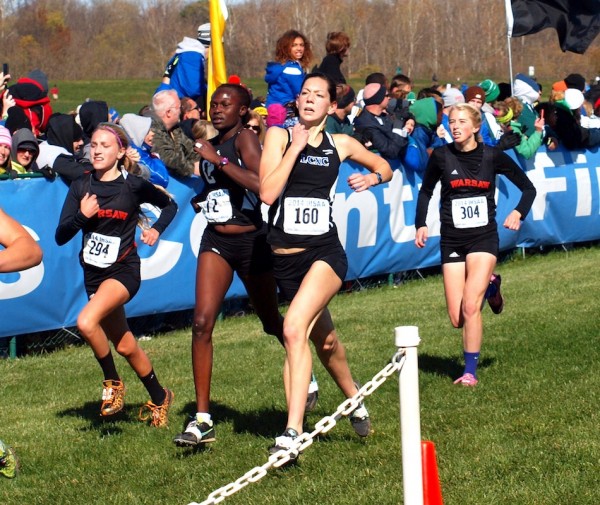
495;97;544;160
408;96;447;171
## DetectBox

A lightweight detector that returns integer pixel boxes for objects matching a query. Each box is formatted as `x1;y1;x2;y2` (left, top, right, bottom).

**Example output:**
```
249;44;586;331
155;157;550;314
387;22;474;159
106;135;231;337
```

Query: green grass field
1;246;599;504
48;77;553;118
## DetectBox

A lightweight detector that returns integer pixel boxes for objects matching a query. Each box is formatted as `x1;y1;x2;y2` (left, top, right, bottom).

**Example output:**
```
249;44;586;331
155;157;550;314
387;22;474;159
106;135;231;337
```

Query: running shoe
268;427;300;460
453;373;478;387
173;415;216;447
349;382;372;437
486;273;504;314
0;440;18;479
138;388;174;428
100;379;125;417
305;373;319;412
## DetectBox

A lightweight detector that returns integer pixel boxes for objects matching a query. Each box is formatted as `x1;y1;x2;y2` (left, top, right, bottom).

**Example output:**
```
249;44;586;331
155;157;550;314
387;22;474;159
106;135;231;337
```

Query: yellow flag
207;0;228;113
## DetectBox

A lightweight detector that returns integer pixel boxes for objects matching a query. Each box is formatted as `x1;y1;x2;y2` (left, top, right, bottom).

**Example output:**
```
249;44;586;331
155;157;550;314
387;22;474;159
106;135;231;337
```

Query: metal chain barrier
189;349;407;505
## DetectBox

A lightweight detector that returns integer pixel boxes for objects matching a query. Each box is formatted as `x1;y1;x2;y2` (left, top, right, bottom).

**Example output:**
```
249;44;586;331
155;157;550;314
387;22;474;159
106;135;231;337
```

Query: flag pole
504;0;514;95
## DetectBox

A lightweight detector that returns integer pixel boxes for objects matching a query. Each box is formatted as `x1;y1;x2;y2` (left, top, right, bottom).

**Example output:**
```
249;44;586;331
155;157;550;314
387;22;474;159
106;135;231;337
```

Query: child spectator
0;126;14;176
495;97;544;160
120;113;170;188
264;30;312;127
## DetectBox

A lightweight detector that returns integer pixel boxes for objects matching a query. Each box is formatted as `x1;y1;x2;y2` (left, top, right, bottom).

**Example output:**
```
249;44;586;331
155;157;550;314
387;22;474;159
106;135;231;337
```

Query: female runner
260;72;392;455
415;103;536;386
173;84;316;448
56;123;178;426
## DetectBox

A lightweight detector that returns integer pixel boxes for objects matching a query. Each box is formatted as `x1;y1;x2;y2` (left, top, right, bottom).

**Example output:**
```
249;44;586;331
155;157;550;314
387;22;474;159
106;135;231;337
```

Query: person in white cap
155;23;210;108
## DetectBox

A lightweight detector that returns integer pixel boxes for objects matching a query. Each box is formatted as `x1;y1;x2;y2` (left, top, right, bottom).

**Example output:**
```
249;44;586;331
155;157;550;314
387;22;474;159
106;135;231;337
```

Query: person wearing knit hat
564;73;586;92
552;80;568;92
439;88;465;143
407;97;447;171
197;23;211;48
0;125;13;175
464;86;486;106
464;86;512;148
353;83;408;160
252;105;268;120
479;79;500;103
497;82;512;102
442;87;465;108
4;107;32;135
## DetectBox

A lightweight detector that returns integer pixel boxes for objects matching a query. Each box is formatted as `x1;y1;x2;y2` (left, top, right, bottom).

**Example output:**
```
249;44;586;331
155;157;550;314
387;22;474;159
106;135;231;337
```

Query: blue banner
1;145;599;337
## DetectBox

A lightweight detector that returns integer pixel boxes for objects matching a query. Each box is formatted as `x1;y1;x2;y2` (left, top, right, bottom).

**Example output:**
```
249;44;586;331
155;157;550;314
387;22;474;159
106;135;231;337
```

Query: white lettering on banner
139;203;183;281
384;171;416;243
333;189;378;248
527;150;568;221
574;168;592;217
0;226;44;300
596;167;600;215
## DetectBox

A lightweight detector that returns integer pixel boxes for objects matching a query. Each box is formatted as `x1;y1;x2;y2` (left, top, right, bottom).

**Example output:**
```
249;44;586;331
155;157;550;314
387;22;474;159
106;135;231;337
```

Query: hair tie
496;108;513;124
97;124;124;149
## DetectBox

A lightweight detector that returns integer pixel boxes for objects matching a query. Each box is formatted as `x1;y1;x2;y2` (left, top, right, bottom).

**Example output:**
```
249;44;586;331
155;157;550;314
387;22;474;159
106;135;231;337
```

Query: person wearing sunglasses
180;97;202;121
8;127;39;175
245;109;266;144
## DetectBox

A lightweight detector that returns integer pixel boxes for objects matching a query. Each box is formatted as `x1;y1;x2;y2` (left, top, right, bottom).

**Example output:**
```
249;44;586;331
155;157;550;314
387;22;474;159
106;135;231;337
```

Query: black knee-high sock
96;351;120;382
139;369;166;405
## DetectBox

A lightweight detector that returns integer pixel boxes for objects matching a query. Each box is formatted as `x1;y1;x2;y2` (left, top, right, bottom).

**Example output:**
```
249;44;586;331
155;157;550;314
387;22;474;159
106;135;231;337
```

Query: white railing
189;325;423;505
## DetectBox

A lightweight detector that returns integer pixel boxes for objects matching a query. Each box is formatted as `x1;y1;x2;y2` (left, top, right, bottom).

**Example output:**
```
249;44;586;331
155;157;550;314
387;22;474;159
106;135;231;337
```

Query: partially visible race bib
283;197;329;235
199;189;233;223
451;196;488;229
83;232;121;268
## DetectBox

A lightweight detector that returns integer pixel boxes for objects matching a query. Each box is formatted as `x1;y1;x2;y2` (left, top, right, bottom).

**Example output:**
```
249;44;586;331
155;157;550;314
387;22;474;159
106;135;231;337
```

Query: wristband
374;171;383;185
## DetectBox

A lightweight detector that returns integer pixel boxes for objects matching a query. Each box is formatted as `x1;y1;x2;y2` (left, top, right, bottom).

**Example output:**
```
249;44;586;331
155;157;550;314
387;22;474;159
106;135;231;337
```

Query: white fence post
395;325;423;505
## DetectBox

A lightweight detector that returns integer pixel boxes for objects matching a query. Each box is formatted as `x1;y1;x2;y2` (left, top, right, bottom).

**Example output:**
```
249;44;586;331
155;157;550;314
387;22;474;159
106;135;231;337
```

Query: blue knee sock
464;352;480;377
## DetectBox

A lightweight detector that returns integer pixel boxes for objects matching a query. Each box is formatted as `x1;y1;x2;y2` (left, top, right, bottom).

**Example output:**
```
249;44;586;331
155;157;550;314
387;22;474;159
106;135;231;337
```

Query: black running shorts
440;228;499;264
199;224;273;277
272;240;348;302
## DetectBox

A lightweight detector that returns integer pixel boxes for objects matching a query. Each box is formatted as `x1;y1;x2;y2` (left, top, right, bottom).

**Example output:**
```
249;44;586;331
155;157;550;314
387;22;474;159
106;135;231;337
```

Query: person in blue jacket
120;113;169;188
155;24;210;105
264;30;313;127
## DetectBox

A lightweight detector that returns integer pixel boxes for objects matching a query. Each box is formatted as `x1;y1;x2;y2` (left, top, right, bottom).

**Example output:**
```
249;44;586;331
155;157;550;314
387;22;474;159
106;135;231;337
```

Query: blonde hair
93;122;171;229
503;97;523;119
448;103;483;143
191;119;218;141
246;109;266;144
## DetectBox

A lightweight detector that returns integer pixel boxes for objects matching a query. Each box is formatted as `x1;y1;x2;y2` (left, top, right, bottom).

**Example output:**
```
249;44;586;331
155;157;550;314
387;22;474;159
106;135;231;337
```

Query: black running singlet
268;131;341;248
